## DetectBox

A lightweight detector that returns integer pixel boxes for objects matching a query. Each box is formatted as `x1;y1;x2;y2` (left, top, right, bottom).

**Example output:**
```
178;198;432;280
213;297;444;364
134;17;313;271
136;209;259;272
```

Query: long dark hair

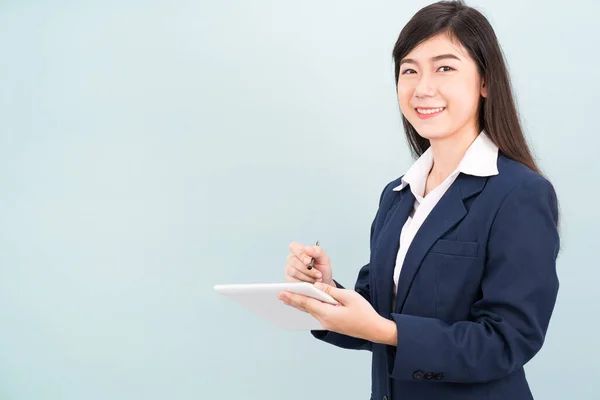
392;0;540;174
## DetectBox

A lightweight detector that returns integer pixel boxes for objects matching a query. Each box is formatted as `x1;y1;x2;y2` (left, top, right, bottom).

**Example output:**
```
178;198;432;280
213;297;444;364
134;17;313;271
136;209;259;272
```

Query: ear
480;79;488;98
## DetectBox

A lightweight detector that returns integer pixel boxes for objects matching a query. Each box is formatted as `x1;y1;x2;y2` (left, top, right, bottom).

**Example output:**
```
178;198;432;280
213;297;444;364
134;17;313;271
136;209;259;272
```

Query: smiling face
397;32;487;142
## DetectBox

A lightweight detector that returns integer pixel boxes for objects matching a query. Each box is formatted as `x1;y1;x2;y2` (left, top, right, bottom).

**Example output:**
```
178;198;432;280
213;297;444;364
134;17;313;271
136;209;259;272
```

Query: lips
415;107;445;114
414;107;446;119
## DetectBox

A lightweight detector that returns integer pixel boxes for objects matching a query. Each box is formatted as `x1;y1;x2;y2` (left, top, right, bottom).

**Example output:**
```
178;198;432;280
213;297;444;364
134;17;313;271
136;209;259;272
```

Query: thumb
314;282;348;301
304;245;328;262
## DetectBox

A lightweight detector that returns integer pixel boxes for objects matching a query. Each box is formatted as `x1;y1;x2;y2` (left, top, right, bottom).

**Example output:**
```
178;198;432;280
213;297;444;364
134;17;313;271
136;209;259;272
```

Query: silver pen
307;240;319;270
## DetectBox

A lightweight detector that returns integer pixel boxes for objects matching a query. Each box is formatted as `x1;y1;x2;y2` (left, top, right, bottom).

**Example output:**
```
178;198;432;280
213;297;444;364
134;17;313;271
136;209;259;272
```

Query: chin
411;124;453;141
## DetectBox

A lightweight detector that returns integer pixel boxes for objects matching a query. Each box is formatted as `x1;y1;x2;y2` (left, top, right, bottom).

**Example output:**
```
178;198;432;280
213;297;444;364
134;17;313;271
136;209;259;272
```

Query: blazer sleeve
310;180;395;351
386;175;560;383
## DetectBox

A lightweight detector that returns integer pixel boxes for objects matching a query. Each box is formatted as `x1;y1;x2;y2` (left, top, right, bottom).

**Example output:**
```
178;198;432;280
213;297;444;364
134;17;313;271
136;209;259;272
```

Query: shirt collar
392;130;499;192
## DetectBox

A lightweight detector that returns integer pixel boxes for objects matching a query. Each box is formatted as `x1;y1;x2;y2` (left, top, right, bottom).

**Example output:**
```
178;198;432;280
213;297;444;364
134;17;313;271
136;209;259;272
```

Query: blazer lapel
393;173;488;313
374;187;415;316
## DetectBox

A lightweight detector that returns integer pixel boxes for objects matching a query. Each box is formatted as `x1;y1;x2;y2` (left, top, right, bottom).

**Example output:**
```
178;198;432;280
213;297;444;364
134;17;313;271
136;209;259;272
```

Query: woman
278;1;560;399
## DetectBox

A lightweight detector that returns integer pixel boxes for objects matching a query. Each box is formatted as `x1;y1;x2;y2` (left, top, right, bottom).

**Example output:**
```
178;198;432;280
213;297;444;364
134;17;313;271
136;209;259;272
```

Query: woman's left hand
278;282;393;344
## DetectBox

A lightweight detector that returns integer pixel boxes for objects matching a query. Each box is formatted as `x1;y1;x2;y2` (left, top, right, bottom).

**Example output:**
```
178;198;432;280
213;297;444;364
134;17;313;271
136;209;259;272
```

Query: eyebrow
400;53;461;66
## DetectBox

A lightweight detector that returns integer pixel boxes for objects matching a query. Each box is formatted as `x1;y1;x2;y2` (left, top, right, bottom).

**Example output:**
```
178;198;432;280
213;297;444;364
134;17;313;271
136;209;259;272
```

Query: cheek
397;85;414;110
438;78;480;115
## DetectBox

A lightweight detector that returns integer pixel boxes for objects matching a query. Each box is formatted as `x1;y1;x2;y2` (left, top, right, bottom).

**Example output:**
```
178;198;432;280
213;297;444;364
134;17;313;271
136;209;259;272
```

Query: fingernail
316;272;322;278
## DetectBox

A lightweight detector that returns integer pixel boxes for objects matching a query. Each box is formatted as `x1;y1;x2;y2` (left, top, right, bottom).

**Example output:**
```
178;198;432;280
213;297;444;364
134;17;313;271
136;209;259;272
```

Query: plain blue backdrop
0;0;598;399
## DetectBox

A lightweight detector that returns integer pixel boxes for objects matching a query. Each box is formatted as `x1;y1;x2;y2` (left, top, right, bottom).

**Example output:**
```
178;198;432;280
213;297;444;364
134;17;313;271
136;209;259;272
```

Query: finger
285;264;319;283
279;291;324;318
286;254;322;280
289;242;312;266
314;282;347;301
302;244;320;259
303;245;329;265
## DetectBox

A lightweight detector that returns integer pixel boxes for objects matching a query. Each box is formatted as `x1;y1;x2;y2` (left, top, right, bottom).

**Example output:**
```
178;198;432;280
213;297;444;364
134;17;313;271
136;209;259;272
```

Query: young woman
278;1;560;399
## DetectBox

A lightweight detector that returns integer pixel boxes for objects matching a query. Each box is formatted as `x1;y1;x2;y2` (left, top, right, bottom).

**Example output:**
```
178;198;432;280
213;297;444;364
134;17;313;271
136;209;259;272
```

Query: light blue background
0;1;598;399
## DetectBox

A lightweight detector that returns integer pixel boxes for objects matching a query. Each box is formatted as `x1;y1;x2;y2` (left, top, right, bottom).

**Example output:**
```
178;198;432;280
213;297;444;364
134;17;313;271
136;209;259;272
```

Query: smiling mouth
415;107;446;115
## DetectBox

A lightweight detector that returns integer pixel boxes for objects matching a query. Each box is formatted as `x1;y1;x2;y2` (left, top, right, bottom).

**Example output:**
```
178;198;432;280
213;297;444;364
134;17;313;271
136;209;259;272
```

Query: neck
428;125;480;182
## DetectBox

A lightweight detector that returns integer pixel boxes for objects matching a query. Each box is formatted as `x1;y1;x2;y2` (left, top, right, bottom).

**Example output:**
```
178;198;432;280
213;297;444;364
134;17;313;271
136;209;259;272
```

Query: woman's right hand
285;241;334;287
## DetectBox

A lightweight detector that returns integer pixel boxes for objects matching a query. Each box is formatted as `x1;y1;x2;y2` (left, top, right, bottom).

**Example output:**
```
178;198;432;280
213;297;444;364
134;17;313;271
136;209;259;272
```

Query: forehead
403;32;469;60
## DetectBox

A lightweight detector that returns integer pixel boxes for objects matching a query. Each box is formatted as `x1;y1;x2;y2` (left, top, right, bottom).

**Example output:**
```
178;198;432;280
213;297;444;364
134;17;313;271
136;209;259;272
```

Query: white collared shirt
391;131;499;302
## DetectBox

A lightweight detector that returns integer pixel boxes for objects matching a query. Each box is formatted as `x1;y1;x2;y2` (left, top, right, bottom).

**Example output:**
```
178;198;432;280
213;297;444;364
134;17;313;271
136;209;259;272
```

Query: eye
437;66;455;72
402;68;417;75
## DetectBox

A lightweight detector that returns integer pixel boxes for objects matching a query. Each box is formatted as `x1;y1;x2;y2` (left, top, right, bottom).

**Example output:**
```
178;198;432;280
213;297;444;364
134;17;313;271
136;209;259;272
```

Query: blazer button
424;372;434;380
435;373;444;380
412;370;424;380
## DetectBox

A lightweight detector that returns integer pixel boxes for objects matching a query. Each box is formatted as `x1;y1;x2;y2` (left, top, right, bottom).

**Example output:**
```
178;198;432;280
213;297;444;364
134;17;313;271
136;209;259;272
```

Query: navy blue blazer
312;153;560;400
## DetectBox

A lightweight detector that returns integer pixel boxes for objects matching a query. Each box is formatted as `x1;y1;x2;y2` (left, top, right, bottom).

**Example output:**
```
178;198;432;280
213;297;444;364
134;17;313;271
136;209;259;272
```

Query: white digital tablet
214;282;338;330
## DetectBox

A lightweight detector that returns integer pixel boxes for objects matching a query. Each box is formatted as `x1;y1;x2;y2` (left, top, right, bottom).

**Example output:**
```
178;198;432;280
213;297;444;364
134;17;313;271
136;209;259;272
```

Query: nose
414;73;436;98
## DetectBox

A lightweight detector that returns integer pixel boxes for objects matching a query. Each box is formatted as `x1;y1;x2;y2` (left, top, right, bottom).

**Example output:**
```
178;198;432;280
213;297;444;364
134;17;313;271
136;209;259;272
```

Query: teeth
416;107;445;115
